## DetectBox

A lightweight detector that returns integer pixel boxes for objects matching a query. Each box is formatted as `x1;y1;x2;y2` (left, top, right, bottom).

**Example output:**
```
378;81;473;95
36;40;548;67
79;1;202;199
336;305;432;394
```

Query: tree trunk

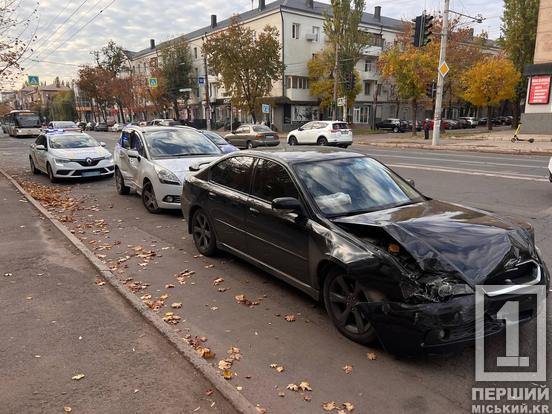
411;98;417;136
117;99;126;123
173;99;180;121
487;106;493;131
250;109;257;123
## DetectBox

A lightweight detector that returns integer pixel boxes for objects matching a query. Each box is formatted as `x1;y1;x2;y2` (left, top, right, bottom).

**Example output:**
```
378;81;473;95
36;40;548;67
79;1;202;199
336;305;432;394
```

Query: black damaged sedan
181;147;549;354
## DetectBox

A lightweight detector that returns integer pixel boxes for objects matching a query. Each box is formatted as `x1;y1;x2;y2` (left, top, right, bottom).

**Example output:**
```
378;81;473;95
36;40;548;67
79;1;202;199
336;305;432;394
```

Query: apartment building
125;0;404;131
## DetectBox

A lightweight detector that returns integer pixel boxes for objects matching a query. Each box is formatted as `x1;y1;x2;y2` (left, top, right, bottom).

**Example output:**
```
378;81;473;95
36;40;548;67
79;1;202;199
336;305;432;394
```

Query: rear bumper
357;263;549;355
252;140;280;148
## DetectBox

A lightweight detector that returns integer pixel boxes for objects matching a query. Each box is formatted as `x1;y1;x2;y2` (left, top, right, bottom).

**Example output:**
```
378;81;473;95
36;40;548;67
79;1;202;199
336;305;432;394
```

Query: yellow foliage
460;56;520;107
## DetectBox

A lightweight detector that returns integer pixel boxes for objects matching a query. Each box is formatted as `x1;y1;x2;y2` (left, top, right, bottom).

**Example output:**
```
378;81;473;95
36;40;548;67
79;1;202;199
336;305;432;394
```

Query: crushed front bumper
358;264;549;355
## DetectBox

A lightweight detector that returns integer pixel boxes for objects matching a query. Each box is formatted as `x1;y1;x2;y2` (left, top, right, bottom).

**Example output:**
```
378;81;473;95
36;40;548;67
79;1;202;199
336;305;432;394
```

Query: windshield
49;134;99;149
145;129;221;158
252;125;272;132
15;113;40;127
294;157;425;216
202;131;227;145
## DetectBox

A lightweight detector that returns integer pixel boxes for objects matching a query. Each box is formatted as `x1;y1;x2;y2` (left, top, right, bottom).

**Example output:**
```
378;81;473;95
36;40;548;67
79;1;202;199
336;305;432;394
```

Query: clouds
11;0;503;86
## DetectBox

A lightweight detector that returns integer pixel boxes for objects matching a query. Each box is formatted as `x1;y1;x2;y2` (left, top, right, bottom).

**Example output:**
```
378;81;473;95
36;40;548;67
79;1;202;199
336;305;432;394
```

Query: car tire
323;269;379;345
46;163;58;183
141;181;161;214
392;127;399;133
115;168;130;195
191;208;217;256
288;136;298;146
246;141;253;149
29;157;39;175
317;136;328;146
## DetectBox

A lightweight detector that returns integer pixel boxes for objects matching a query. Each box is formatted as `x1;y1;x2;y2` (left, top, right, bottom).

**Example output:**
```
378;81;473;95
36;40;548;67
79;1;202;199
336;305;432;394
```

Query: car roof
44;130;88;137
123;125;200;134
234;146;365;165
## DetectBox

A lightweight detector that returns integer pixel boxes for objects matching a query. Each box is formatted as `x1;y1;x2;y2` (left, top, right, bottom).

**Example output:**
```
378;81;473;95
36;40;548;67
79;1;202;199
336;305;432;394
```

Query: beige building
521;0;552;133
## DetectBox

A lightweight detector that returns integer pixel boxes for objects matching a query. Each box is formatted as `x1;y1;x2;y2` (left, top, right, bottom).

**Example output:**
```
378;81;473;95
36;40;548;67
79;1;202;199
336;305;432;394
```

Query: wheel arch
315;259;347;302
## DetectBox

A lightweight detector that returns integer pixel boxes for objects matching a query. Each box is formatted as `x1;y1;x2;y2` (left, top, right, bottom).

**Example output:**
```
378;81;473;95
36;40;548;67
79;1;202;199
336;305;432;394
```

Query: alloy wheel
192;211;212;253
142;182;160;213
288;136;297;146
317;137;328;146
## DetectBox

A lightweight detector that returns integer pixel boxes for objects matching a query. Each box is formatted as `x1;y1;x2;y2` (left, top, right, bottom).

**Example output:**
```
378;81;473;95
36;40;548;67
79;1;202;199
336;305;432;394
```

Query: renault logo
85;157;92;165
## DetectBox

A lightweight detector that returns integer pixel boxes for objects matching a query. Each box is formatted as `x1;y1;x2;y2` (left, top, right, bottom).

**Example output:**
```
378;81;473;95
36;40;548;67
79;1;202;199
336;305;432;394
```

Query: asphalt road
1;131;550;413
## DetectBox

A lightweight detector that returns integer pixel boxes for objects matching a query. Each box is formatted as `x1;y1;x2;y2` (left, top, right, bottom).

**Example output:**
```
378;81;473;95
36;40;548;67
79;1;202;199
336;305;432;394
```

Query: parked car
406;120;423;132
85;121;96;130
110;123;123;132
114;126;223;213
453;118;470;129
46;121;81;132
29;130;114;182
224;124;280;149
375;118;408;133
458;117;477;128
444;119;459;129
149;118;178;127
286;121;353;148
181;147;549;354
199;130;239;154
94;122;108;132
76;121;87;130
478;118;488;126
422;119;450;130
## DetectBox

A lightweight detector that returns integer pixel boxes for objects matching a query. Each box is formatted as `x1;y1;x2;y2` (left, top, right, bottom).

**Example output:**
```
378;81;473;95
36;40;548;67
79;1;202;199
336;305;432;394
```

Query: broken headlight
401;276;474;303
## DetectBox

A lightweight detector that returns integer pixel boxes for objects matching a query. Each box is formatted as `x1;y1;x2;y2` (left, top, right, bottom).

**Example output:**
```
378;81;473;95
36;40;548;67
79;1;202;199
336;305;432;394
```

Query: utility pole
203;34;211;131
332;41;339;121
432;0;450;146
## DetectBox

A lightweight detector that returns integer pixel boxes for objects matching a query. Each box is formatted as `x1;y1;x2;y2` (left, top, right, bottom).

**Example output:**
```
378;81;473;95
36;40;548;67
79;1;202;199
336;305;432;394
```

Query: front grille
72;168;110;176
487;261;539;285
72;158;103;167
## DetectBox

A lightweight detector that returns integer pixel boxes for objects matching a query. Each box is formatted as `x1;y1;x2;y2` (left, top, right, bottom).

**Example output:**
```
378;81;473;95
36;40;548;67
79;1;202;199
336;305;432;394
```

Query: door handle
208;191;217;199
249;207;260;214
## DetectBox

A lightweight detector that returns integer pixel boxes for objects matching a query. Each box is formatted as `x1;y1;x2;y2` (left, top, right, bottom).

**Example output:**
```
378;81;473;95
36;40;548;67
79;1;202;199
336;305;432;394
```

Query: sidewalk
0;174;236;414
355;129;552;155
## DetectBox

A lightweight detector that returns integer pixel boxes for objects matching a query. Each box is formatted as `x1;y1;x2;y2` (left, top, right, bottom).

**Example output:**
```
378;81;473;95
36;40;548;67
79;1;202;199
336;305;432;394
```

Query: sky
6;0;504;89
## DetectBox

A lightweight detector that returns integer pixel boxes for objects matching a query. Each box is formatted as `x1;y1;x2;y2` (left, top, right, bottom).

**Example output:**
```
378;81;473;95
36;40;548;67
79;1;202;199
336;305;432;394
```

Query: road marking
370;153;546;170
388;163;549;182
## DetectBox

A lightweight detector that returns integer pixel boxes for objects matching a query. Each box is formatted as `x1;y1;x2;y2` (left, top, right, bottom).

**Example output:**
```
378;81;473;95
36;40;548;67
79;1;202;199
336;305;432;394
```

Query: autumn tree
203;17;285;122
460;56;520;130
322;0;371;119
308;47;361;111
49;91;77;121
157;38;194;120
500;0;539;126
0;1;39;83
77;65;113;122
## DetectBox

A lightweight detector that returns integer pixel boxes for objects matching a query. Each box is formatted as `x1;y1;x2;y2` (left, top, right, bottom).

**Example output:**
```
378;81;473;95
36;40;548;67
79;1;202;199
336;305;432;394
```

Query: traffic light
344;72;356;91
426;81;435;98
413;13;433;47
422;14;434;46
413;15;423;47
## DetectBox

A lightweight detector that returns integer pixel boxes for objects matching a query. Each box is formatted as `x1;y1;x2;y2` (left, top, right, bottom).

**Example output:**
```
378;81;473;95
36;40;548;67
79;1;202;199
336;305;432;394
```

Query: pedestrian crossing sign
28;75;39;86
148;77;158;88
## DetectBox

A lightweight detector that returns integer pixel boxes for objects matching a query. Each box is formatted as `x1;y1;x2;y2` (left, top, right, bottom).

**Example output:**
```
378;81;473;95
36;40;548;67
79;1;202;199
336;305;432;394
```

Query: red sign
528;75;551;104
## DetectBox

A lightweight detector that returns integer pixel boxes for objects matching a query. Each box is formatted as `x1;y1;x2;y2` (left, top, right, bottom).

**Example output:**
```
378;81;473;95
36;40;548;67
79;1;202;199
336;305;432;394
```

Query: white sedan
287;120;353;147
114;126;223;213
29;130;114;182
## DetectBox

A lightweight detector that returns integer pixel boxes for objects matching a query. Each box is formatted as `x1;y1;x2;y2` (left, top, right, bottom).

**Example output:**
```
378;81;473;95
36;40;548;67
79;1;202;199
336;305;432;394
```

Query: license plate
341;130;349;135
82;170;100;177
265;135;273;139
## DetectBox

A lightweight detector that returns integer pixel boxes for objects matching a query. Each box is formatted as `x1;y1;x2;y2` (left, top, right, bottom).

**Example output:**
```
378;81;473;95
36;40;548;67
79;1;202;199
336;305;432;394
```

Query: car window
144;129;220;158
36;135;46;146
202;131;227;146
130;132;145;156
252;159;298;202
210;156;254;193
49;134;99;149
332;123;348;130
301;122;313;130
253;125;271;132
120;131;130;149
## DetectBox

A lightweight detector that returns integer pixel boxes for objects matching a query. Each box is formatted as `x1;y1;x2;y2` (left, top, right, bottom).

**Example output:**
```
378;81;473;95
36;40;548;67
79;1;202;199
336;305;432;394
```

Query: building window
150;57;158;68
371;33;384;47
364;81;371;96
286;75;309;89
292;23;300;40
312;26;320;42
194;47;198;58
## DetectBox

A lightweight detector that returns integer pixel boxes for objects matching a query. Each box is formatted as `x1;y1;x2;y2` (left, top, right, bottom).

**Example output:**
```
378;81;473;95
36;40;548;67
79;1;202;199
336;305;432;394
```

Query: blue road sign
262;104;270;114
198;77;205;85
28;75;39;86
148;77;158;88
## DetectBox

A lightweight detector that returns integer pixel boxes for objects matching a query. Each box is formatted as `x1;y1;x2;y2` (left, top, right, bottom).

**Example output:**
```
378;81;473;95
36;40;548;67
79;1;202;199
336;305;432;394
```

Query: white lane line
363;147;548;163
388;163;549;182
370;153;545;170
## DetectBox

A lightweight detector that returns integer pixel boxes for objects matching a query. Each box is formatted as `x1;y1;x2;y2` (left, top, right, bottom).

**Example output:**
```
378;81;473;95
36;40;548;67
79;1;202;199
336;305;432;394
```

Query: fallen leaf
71;374;85;381
367;352;377;361
255;404;267;414
278;392;285;397
205;389;214;396
63;406;72;412
299;381;312;391
342;364;353;374
236;386;243;391
303;395;312;402
222;369;233;380
205;264;215;269
287;383;299;392
218;287;228;292
213;277;224;286
322;401;338;411
343;402;355;412
196;346;215;359
171;302;182;309
165;284;175;288
95;278;106;286
218;360;232;370
276;366;284;373
285;314;296;322
162;312;181;324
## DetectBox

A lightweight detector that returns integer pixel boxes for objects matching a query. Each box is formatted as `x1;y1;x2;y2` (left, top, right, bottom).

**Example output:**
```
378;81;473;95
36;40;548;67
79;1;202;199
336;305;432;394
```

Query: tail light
255;134;263;139
331;129;338;133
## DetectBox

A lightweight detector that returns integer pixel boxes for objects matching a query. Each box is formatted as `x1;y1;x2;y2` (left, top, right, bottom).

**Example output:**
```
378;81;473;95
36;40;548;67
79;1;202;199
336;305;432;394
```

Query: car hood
50;147;110;159
153;155;220;180
332;199;535;286
219;144;239;154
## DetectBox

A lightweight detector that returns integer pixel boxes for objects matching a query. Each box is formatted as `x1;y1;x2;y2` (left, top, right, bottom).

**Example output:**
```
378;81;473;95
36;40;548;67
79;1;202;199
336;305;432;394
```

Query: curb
356;141;552;156
0;168;258;414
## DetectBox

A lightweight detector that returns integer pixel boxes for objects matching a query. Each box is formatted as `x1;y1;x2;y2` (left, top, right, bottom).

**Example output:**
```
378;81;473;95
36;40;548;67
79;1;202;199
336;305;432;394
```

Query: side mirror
100;141;106;147
127;149;141;161
189;164;200;172
407;179;415;187
272;197;303;214
298;127;303;131
35;144;46;151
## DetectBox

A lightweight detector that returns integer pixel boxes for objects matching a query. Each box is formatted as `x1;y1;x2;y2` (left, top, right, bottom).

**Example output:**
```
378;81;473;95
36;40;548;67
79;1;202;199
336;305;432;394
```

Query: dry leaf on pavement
171;302;182;309
299;381;312;391
322;401;338;411
218;360;232;370
284;314;296;322
367;352;377;360
256;405;267;414
71;374;85;381
343;402;355;412
222;369;233;380
213;277;224;286
342;364;353;374
63;406;72;412
286;383;299;391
